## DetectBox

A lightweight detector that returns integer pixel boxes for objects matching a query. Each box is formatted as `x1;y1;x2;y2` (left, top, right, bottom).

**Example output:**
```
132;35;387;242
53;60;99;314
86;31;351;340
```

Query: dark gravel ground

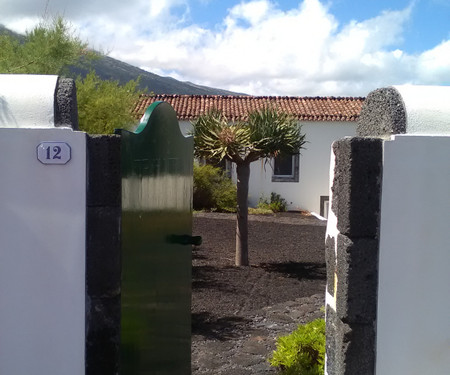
191;211;327;373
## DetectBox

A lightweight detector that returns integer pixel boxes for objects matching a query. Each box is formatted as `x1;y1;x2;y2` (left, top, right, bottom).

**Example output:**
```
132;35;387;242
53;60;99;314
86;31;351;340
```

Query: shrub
269;318;325;375
193;163;237;212
257;192;288;213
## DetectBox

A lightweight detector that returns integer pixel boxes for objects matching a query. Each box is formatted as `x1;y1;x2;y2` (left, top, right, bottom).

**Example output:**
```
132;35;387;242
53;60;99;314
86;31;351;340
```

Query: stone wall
325;84;450;375
324;137;382;375
86;135;122;375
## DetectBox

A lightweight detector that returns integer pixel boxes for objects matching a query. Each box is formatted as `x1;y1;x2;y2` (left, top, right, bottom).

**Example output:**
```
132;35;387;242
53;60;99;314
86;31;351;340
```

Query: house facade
133;94;364;217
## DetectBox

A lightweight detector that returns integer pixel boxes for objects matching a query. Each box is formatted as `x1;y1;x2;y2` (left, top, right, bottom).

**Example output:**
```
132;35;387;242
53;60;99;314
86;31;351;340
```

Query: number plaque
37;142;71;165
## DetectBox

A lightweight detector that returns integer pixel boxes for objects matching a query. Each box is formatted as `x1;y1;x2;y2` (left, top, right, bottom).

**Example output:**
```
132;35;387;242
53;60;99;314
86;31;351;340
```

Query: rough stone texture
326;306;349;375
326;137;382;375
86;296;121;375
326;307;375;375
85;135;121;375
335;234;379;324
325;235;336;296
86;135;121;207
86;206;121;297
54;77;79;130
192;294;325;375
357;87;407;137
331;137;383;238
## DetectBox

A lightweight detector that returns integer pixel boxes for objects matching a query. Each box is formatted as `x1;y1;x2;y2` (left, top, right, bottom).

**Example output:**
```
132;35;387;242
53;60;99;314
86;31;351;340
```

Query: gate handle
166;234;202;246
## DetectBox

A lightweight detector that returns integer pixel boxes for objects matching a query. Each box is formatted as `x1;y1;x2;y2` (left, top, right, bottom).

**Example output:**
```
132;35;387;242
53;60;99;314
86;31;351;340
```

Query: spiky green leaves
247;107;306;161
192;109;250;163
191;107;306;164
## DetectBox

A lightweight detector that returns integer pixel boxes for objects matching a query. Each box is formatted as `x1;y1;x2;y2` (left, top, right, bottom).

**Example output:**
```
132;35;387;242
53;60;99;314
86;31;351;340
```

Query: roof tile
133;94;365;122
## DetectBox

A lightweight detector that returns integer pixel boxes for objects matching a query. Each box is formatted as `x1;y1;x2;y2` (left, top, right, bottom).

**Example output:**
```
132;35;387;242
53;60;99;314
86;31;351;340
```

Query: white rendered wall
0;75;58;128
246;121;356;213
178;120;192;136
376;135;450;374
0;128;86;375
185;118;357;214
393;85;450;135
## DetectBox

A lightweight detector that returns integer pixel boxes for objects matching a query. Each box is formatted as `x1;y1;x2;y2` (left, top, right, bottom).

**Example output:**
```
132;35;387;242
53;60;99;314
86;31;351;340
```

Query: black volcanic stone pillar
356;87;407;137
54;77;79;130
325;137;382;375
85;135;121;375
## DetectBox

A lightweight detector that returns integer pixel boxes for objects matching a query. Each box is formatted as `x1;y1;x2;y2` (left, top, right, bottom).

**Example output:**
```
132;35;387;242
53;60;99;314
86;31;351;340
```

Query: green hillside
0;24;242;96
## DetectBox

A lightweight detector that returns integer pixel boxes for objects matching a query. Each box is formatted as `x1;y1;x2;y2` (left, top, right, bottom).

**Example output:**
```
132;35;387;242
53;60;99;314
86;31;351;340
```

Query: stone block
335;234;379;324
331;137;383;238
326;306;350;375
341;323;376;375
357;87;406;137
87;135;121;207
86;206;121;297
325;235;336;296
86;295;120;375
326;306;375;375
54;77;79;129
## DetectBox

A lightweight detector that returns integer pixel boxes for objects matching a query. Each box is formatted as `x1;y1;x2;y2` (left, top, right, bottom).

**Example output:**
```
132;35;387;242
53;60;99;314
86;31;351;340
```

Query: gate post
0;75;86;375
324;137;383;375
325;85;450;375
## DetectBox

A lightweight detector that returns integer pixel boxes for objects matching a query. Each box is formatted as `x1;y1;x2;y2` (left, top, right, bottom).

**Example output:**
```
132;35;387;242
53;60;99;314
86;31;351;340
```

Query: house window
272;153;299;182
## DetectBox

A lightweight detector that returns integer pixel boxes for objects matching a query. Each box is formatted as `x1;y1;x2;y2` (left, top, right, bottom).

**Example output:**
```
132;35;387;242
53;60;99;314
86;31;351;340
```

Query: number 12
46;146;62;160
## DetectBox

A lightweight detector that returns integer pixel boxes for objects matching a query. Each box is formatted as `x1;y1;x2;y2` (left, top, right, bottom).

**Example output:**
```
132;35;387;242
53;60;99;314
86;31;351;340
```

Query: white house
133;94;364;217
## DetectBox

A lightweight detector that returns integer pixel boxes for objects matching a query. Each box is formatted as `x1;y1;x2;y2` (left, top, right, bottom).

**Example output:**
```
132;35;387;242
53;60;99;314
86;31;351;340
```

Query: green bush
269;318;325;375
257;192;288;212
76;71;143;134
193;163;237;212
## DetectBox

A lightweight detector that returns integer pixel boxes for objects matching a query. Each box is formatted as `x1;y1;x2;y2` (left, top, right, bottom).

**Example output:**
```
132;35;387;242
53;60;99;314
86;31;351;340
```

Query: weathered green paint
118;102;193;374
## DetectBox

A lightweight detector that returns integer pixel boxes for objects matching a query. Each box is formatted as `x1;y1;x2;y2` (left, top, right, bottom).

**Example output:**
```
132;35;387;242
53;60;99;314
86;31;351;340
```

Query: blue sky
186;0;449;53
1;0;449;96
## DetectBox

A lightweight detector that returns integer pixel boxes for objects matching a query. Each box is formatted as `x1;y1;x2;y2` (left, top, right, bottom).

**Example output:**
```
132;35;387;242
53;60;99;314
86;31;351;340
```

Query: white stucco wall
0;75;85;374
0;75;58;128
245;121;356;214
376;134;450;374
179;120;192;136
186;118;357;214
0;128;86;375
393;85;450;134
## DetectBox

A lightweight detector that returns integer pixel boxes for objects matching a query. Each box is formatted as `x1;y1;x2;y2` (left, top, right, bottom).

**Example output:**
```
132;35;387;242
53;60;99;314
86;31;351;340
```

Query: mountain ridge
70;55;243;96
0;24;243;96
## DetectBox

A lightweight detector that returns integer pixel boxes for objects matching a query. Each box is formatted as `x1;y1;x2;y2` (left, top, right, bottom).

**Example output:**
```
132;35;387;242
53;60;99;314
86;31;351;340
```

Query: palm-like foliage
193;109;249;163
193;107;304;165
247;107;305;161
192;107;306;266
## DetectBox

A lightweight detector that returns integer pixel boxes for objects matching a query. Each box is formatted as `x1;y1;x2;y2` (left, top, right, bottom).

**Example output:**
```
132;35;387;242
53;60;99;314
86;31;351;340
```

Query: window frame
272;153;299;182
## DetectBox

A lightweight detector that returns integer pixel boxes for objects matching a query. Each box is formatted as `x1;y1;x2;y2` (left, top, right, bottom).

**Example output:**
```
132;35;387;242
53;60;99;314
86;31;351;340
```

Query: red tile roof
133;94;365;122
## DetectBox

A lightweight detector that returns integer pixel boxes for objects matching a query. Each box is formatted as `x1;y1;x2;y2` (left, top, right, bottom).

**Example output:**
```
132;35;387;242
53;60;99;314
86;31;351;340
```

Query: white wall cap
393;84;450;135
0;74;58;129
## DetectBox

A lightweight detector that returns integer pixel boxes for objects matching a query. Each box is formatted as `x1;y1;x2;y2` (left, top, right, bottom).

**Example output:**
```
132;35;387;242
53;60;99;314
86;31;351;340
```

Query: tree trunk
235;162;250;266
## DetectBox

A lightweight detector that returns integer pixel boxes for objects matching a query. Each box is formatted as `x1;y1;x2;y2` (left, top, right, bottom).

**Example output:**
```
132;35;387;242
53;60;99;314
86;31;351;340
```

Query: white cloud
225;0;273;27
416;40;450;84
0;0;448;96
118;0;423;96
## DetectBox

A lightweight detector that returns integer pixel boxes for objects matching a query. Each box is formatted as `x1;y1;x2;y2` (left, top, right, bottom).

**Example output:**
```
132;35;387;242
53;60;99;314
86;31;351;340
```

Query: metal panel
119;102;193;374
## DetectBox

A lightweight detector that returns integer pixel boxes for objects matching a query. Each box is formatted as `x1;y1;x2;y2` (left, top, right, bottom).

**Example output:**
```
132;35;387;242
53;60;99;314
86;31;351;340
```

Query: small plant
193;163;237;212
269;318;325;375
248;207;274;215
257;192;288;213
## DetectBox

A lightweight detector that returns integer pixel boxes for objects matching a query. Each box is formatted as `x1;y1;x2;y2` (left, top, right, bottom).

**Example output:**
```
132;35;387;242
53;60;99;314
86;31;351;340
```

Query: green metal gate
118;102;193;374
